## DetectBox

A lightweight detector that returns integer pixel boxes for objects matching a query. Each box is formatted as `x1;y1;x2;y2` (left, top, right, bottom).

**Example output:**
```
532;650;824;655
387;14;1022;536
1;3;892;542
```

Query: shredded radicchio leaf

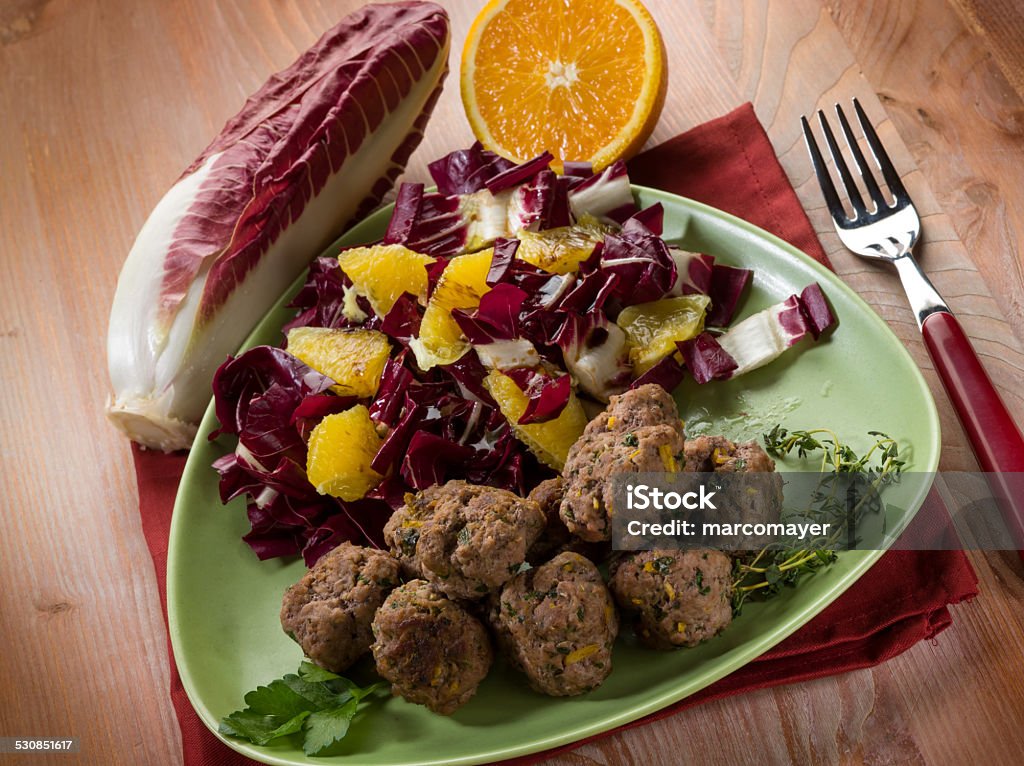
427;142;516;196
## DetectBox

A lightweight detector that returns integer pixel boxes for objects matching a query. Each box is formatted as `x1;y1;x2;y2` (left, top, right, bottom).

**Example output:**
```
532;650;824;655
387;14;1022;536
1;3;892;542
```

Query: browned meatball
682;435;734;472
610;549;732;649
383;481;545;600
280;542;400;673
525;478;574;563
371;580;492;715
582;383;682;438
492;552;618;696
561;423;685;542
683;436;776;473
525;478;610;564
529;477;566;515
722;440;777;473
560;386;686;542
682;436;782;532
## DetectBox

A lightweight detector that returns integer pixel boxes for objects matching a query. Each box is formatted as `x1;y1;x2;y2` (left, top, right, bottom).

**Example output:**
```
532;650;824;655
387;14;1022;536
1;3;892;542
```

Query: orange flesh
463;0;665;168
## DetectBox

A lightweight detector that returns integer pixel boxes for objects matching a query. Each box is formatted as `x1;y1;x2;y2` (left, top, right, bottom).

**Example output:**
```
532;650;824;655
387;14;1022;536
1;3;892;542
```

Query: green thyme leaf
732;426;904;616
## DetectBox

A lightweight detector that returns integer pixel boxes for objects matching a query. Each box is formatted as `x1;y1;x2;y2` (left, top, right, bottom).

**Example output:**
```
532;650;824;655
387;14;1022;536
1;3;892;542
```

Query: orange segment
616;295;710;374
515;216;612;274
410;249;494;370
286;327;391;397
306;405;384;501
483;370;588;470
337;244;435;317
461;0;667;170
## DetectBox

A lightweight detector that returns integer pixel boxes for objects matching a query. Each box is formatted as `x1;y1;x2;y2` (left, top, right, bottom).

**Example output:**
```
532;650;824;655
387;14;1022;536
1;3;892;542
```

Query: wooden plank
949;0;1024;101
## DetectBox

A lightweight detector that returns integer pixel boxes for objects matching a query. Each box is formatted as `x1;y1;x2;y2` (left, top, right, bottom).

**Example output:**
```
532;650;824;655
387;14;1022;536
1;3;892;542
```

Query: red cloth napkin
134;103;978;766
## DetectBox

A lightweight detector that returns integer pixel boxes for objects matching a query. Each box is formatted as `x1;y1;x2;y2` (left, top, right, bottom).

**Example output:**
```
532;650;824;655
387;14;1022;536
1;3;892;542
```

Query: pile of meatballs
280;384;779;715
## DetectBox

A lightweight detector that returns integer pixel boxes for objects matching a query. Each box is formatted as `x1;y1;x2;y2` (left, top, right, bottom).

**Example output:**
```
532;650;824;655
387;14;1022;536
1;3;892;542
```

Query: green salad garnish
730;427;905;615
219;661;385;756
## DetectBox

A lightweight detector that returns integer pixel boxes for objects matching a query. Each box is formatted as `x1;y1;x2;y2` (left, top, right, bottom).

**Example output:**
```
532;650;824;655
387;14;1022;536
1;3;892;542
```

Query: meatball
682;435;734;472
561;423;685;542
682;436;782;532
280;542;400;673
525;478;574;563
371;580;492;715
492;552;618;696
561;385;686;543
383;481;545;600
525;478;610;564
683;435;776;474
610;549;732;649
582;383;682;438
529;477;566;516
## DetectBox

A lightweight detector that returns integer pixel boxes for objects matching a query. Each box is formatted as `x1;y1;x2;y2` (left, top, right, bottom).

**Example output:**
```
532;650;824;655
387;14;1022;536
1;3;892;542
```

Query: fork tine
816;109;867;218
801;115;849;223
834;103;888;210
852;98;909;202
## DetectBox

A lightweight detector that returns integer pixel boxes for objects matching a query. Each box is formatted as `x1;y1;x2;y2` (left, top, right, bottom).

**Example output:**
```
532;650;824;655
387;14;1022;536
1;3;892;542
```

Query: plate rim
167;185;941;765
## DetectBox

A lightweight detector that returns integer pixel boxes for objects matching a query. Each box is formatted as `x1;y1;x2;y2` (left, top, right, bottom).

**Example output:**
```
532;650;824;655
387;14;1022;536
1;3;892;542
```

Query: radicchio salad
209;143;836;567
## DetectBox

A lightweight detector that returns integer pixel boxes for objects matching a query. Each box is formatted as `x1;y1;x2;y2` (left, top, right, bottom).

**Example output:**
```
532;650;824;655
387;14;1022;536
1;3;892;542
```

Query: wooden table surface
2;0;1024;763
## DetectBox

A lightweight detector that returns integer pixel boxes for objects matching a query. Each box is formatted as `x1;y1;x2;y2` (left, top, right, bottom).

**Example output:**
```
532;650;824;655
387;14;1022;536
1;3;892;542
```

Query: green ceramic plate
168;187;940;766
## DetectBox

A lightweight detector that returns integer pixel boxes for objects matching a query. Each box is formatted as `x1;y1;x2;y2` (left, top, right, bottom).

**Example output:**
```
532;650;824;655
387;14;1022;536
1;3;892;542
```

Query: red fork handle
921;310;1024;559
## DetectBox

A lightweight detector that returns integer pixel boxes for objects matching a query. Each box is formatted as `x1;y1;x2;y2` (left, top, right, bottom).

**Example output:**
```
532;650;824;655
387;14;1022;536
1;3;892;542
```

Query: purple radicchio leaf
799;282;836;339
451;284;529;344
484;151;555;193
383;182;468;257
507;169;572;231
487;238;520;286
284;256;373;332
667;247;715;297
678;333;739;384
567;160;637;223
400;431;477;489
379;292;424;343
600;215;677;305
210;346;335;438
629;355;687;392
705;263;753;327
427;141;516;195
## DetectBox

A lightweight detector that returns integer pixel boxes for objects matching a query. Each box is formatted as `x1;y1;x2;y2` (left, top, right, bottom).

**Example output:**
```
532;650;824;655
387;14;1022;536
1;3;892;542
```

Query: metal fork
802;99;1024;557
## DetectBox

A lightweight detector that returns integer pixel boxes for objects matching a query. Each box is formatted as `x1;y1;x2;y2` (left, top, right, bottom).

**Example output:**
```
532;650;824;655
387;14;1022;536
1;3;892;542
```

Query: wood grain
949;0;1024;102
0;1;1022;765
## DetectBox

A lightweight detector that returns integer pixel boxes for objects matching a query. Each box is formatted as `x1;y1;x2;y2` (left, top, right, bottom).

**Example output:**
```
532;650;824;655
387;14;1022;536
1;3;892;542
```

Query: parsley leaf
242;677;320;717
298;661;341;683
303;699;358;756
219;663;384;756
220;709;311;746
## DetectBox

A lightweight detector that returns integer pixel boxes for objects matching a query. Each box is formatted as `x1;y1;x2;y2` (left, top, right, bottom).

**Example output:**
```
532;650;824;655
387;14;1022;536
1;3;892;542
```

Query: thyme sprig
730;427;905;615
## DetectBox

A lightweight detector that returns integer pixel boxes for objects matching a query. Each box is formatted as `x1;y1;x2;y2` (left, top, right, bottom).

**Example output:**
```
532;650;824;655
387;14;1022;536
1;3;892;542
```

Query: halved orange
461;0;667;170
